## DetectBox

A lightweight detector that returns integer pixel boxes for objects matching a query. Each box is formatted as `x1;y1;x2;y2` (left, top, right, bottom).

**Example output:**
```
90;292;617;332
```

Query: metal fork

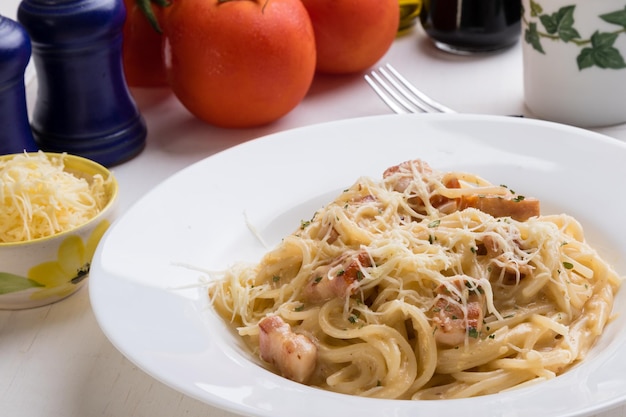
365;63;456;114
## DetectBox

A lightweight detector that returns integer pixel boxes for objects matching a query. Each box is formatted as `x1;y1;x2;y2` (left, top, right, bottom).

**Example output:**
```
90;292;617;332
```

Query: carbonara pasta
209;159;622;399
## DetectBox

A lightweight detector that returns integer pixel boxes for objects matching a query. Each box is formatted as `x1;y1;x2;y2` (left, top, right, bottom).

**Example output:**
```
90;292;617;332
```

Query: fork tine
365;73;414;114
365;63;456;114
365;71;430;114
376;67;436;113
384;64;455;113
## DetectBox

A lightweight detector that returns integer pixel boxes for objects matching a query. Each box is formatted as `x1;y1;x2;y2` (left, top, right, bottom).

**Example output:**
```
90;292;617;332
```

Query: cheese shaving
0;152;110;243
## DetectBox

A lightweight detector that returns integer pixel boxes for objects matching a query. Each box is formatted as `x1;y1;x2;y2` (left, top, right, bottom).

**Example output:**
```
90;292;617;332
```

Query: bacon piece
258;316;317;383
459;194;540;221
352;194;376;204
478;235;534;284
383;159;433;193
384;160;540;220
383;160;461;213
430;278;486;347
429;176;460;213
302;251;371;303
317;223;340;244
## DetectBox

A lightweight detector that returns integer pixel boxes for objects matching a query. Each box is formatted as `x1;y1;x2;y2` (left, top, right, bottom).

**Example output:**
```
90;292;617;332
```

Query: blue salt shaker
0;15;38;155
17;0;146;167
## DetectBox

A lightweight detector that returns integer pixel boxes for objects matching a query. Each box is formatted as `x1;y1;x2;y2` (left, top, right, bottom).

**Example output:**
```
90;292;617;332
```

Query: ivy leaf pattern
529;0;543;17
578;31;626;70
525;22;545;53
524;3;626;71
539;6;581;42
600;7;626;28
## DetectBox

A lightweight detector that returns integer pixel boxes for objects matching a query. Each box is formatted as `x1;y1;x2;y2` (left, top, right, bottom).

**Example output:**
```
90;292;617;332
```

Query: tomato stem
135;0;171;34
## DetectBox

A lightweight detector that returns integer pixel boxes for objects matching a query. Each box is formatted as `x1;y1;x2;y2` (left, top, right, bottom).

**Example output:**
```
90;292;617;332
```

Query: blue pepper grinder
17;0;146;167
0;15;38;155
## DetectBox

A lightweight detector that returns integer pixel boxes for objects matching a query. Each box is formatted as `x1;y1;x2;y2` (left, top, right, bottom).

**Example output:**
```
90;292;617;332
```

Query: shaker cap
0;16;32;86
17;0;125;46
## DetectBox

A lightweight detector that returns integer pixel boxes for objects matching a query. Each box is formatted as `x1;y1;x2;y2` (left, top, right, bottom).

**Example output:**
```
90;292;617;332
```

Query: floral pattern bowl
0;153;118;309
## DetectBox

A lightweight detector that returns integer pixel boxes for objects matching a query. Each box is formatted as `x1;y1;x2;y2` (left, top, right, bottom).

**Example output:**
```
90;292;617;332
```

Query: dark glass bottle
420;0;521;54
17;0;146;166
0;15;38;155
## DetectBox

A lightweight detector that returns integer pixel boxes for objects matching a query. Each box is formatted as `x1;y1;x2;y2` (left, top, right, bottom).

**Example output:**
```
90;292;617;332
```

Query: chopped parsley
348;310;361;324
428;219;441;228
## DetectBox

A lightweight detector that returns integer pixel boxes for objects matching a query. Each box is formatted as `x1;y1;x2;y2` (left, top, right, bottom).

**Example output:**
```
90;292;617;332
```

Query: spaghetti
209;159;621;399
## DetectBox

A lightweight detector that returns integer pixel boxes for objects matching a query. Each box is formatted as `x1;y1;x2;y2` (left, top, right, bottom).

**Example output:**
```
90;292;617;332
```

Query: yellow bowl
0;152;118;309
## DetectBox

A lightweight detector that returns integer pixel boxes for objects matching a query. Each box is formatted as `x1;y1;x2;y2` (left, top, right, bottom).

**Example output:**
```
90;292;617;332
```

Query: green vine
523;1;626;70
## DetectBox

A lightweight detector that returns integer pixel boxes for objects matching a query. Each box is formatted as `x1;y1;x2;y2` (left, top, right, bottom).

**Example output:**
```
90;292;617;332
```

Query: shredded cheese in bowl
0;152;112;243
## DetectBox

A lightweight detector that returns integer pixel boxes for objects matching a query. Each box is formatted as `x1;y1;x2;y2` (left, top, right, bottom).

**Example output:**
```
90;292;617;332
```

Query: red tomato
122;0;168;87
161;0;316;128
301;0;400;74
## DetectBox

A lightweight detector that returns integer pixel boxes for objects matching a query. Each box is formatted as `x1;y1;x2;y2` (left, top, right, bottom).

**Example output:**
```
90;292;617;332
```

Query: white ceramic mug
521;0;626;127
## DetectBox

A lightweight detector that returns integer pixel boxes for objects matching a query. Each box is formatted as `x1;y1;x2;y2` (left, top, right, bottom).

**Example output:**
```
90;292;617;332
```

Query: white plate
90;114;626;417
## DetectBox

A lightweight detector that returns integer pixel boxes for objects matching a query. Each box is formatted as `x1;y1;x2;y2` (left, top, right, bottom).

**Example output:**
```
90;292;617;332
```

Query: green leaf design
539;5;581;41
525;22;545;54
525;3;626;71
593;31;620;48
600;6;626;28
529;0;543;17
577;48;595;70
0;272;44;295
578;31;626;70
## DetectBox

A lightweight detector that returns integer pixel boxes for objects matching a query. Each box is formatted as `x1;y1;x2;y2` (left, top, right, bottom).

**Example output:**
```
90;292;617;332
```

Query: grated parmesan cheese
0;151;111;243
